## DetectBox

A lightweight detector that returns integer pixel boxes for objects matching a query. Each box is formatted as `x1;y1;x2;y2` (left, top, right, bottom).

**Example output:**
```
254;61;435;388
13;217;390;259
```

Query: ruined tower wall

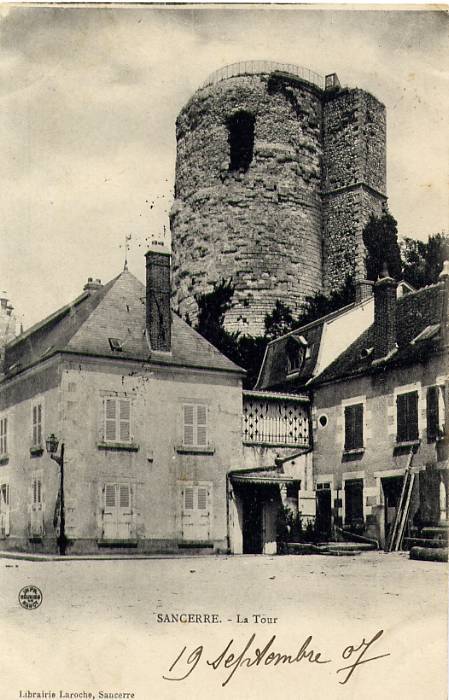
322;89;387;292
171;73;324;336
170;66;388;336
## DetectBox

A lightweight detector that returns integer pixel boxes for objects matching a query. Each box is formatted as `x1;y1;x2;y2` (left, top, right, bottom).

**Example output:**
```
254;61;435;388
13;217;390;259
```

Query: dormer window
286;335;307;374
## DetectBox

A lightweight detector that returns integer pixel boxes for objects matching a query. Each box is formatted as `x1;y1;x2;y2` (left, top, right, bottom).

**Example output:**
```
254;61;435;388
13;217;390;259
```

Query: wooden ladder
387;449;415;552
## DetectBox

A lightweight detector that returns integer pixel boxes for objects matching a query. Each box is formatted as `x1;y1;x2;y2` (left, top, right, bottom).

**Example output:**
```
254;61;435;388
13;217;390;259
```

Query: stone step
420;527;449;540
409;546;448;563
404;538;447;549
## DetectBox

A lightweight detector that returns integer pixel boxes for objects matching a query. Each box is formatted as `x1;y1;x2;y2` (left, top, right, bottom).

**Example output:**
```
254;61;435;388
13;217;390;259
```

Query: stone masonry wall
322;88;387;292
170;70;388;335
170;73;324;336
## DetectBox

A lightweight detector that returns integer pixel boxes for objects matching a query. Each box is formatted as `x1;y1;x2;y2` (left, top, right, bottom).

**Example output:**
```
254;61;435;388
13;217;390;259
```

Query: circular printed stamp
18;585;43;610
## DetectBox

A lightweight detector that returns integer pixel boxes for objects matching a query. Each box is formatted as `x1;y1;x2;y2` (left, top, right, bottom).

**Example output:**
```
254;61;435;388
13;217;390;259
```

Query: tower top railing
201;61;325;91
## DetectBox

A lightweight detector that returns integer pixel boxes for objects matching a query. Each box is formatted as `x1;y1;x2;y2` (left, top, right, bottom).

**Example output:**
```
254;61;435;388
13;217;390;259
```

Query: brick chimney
439;260;449;345
373;263;397;360
83;277;102;292
145;247;171;353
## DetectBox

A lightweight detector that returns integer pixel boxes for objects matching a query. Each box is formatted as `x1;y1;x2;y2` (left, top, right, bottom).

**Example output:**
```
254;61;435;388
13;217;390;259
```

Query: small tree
401;232;449;289
194;279;241;366
362;213;402;281
264;300;296;341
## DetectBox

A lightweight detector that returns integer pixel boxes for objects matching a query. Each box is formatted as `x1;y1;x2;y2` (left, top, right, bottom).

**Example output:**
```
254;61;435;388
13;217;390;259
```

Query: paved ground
0;552;447;700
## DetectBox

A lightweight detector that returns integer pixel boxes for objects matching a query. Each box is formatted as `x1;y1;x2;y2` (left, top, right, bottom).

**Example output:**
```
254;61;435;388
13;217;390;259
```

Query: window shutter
183;405;195;446
37;404;42;444
197;487;208;511
105;484;116;508
427;386;439;441
408;391;419;440
184;487;194;510
354;404;363;449
119;484;130;509
196;405;208;446
119;399;131;442
344;406;353;450
32;406;37;445
396;393;408;442
105;399;117;442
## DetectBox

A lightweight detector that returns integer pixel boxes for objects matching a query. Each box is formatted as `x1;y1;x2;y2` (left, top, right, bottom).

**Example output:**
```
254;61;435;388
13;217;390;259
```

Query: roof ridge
7;273;123;349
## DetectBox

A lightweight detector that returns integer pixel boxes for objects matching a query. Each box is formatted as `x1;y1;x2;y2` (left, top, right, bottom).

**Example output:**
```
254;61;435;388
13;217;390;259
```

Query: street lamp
46;433;67;556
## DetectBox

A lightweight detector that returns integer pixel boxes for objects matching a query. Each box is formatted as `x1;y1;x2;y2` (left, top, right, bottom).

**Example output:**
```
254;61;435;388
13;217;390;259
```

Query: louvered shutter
407;391;419;440
119;484;130;509
353;404;364;448
196;405;208;446
105;484;116;508
344;406;354;450
184;487;194;510
427;386;439;441
183;405;195;446
344;404;363;450
396;393;408;442
197;487;208;510
105;399;117;442
119;399;131;442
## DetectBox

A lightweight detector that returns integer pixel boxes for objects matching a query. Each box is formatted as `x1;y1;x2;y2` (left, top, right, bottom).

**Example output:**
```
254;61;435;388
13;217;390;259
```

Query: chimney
373;263;397;360
355;279;374;303
145;246;171;353
83;277;103;292
439;260;449;345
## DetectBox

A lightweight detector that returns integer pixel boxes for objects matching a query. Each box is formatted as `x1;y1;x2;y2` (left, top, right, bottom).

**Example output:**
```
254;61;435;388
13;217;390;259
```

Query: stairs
405;522;448;562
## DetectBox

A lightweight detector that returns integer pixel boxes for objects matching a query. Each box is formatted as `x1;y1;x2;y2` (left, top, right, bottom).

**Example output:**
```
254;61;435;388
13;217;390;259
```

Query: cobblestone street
0;552;446;700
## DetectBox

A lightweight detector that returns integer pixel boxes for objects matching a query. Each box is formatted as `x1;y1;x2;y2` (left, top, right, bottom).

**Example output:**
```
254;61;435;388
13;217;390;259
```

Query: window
427;385;446;442
104;397;131;443
179;483;212;541
286;336;307;374
1;483;9;507
0;417;7;455
102;482;133;541
227;111;255;173
183;404;208;448
396;391;419;443
344;404;364;451
32;403;42;447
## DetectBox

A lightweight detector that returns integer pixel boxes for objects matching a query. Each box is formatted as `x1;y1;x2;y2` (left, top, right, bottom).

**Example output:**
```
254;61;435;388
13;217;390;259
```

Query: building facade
0;250;245;554
170;61;387;335
255;266;448;549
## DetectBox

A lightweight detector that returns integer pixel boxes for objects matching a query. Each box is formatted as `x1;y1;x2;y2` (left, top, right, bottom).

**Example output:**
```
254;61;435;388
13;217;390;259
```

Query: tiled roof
3;270;244;377
312;281;446;386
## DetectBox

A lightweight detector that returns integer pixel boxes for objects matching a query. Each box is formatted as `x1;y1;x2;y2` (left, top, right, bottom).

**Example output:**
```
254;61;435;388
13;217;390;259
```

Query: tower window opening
227;111;255;173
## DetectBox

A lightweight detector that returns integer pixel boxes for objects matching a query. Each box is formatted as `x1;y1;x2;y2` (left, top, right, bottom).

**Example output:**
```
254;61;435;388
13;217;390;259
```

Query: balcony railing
242;392;310;448
201;61;325;91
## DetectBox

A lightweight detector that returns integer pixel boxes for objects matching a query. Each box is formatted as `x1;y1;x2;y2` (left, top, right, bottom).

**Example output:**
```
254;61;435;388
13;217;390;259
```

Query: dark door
344;479;364;527
242;492;263;554
382;476;404;544
316;489;332;539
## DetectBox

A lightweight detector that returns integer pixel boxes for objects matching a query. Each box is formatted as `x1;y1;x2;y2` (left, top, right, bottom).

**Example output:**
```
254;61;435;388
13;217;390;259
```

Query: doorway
381;476;404;546
316;486;332;539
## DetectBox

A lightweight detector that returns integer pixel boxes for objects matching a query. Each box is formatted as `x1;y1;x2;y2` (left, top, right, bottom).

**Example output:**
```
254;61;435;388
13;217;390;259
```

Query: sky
0;5;448;329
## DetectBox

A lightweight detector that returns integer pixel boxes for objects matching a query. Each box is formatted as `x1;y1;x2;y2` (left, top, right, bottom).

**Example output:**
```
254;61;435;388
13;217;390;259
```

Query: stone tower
170;62;387;336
